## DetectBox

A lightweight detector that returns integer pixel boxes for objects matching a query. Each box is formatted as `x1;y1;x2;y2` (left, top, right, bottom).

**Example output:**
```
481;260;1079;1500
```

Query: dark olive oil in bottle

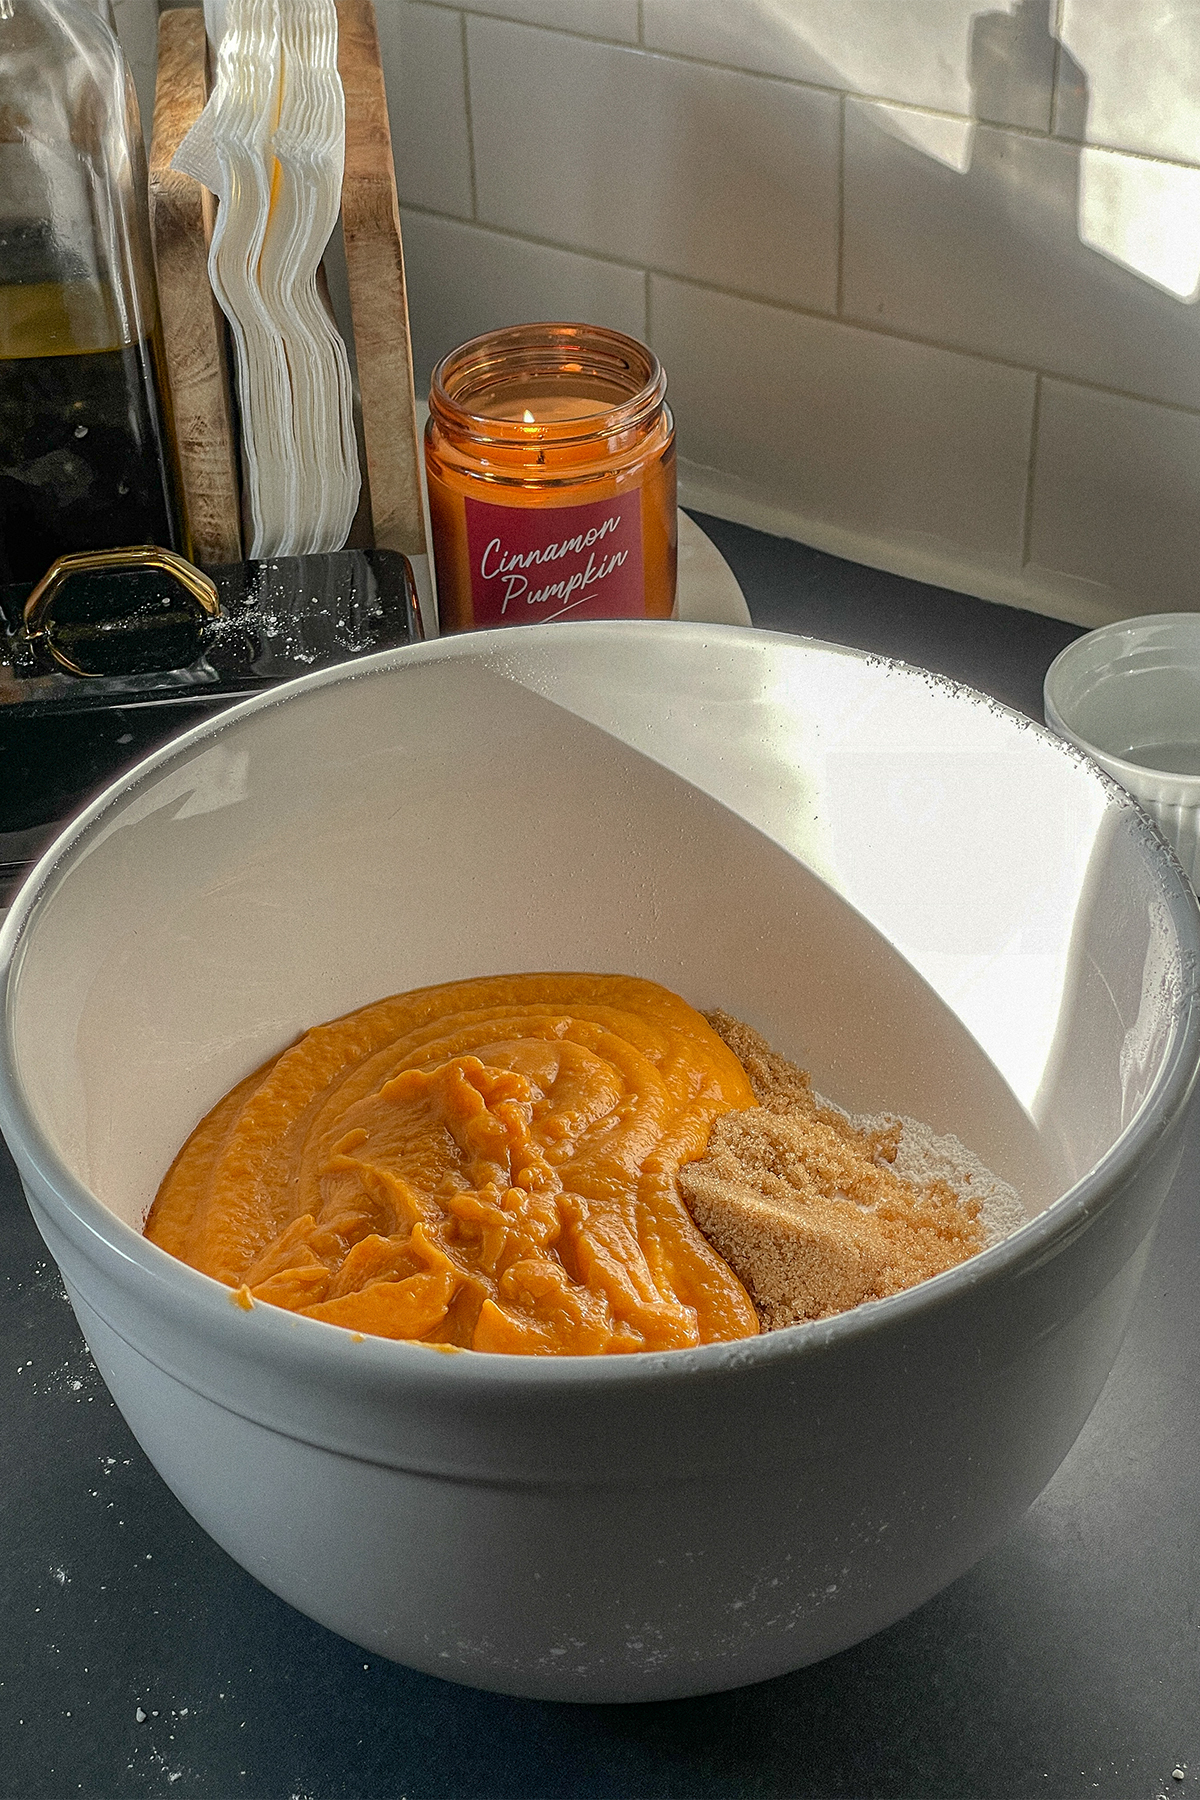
0;1;187;591
0;261;182;587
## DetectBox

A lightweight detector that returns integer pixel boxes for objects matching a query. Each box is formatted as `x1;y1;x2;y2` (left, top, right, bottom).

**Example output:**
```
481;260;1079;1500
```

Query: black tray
0;548;423;898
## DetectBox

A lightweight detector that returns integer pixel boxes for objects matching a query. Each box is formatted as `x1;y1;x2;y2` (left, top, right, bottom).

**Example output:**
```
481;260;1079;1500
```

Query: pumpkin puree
145;973;761;1355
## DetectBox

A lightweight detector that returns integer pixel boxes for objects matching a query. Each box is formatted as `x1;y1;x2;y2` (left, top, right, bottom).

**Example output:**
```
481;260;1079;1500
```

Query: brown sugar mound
679;1012;988;1329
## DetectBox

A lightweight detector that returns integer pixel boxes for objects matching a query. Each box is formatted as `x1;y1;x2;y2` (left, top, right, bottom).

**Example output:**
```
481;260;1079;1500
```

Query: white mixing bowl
1;622;1197;1703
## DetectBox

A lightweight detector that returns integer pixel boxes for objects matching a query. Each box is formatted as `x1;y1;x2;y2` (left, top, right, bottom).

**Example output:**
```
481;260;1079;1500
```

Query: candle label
464;490;645;626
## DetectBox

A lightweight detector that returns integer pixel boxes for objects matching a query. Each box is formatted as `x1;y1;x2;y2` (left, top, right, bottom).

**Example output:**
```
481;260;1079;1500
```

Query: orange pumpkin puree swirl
145;973;761;1355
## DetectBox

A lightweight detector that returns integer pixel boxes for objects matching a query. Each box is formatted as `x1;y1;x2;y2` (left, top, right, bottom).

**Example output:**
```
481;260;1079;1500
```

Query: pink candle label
464;490;645;627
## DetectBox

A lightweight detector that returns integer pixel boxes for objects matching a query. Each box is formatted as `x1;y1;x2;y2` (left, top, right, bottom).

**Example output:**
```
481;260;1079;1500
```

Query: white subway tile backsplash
842;99;1200;410
1057;0;1200;165
457;0;638;43
1029;380;1200;616
643;0;1055;132
651;276;1035;573
401;210;647;384
376;1;475;218
466;19;840;312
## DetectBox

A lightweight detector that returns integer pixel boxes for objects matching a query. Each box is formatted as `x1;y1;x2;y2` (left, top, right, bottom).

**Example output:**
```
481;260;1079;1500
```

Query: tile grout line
1049;0;1064;137
637;0;644;49
398;202;1200;423
643;268;653;347
422;8;1200;178
459;11;479;222
439;4;642;53
1021;373;1043;570
819;91;1200;178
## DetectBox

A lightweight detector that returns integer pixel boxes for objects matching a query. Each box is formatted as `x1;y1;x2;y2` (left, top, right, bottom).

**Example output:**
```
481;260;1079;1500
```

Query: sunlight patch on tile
1057;0;1200;165
874;106;975;173
1078;147;1200;301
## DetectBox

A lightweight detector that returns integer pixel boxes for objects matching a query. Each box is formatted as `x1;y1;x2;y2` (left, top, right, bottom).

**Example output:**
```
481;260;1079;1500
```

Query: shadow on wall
402;1;1200;410
843;0;1200;409
387;1;1200;614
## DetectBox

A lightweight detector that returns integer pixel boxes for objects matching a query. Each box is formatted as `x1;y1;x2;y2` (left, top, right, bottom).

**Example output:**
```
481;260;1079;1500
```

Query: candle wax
475;389;619;424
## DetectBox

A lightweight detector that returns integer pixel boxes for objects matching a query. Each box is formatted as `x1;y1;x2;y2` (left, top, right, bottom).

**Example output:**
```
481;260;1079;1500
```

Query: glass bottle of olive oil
0;0;184;589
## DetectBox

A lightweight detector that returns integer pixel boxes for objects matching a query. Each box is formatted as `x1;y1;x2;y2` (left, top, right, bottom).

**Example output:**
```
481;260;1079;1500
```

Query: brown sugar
679;1012;995;1329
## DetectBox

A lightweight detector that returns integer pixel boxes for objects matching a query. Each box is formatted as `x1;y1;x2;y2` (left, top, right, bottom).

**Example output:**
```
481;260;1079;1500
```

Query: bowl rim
4;619;1200;1399
1046;710;1200;797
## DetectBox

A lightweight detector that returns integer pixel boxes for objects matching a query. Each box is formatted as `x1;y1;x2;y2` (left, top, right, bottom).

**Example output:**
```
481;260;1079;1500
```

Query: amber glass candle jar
425;323;676;632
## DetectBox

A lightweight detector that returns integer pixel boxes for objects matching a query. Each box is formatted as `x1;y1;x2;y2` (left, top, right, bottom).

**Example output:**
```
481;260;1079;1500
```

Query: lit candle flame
523;408;536;424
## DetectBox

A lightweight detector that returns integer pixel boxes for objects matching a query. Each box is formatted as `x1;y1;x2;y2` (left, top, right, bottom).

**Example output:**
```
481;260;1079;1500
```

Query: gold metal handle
15;545;220;678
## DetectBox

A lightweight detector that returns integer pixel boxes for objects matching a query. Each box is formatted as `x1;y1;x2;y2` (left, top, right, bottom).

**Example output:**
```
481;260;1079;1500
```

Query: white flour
848;1106;1028;1248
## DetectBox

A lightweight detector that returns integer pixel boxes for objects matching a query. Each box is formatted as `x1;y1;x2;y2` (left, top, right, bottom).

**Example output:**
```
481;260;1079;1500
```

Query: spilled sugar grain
681;1011;1026;1330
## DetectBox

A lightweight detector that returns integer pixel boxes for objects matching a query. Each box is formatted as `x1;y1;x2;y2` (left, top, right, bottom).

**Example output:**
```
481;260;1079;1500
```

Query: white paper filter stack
175;0;360;557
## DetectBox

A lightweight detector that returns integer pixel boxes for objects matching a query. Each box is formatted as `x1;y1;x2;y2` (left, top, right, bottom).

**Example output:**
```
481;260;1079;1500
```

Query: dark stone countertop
1;518;1196;1800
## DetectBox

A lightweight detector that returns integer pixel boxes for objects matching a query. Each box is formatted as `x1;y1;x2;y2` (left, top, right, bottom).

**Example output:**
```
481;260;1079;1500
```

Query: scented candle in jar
424;323;676;631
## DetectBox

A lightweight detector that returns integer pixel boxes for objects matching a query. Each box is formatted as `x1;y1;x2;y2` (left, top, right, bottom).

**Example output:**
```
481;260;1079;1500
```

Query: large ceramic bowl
1;623;1197;1704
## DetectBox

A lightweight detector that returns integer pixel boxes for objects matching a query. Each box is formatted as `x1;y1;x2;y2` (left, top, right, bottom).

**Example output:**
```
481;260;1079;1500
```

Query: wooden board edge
336;0;426;558
149;7;242;566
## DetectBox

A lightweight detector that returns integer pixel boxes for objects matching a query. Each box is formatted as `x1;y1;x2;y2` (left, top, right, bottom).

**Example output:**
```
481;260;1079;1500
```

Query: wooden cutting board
148;7;242;566
147;1;426;565
337;0;426;560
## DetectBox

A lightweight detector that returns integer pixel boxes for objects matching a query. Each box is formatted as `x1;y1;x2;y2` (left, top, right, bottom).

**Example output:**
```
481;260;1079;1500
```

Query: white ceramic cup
1045;612;1200;891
